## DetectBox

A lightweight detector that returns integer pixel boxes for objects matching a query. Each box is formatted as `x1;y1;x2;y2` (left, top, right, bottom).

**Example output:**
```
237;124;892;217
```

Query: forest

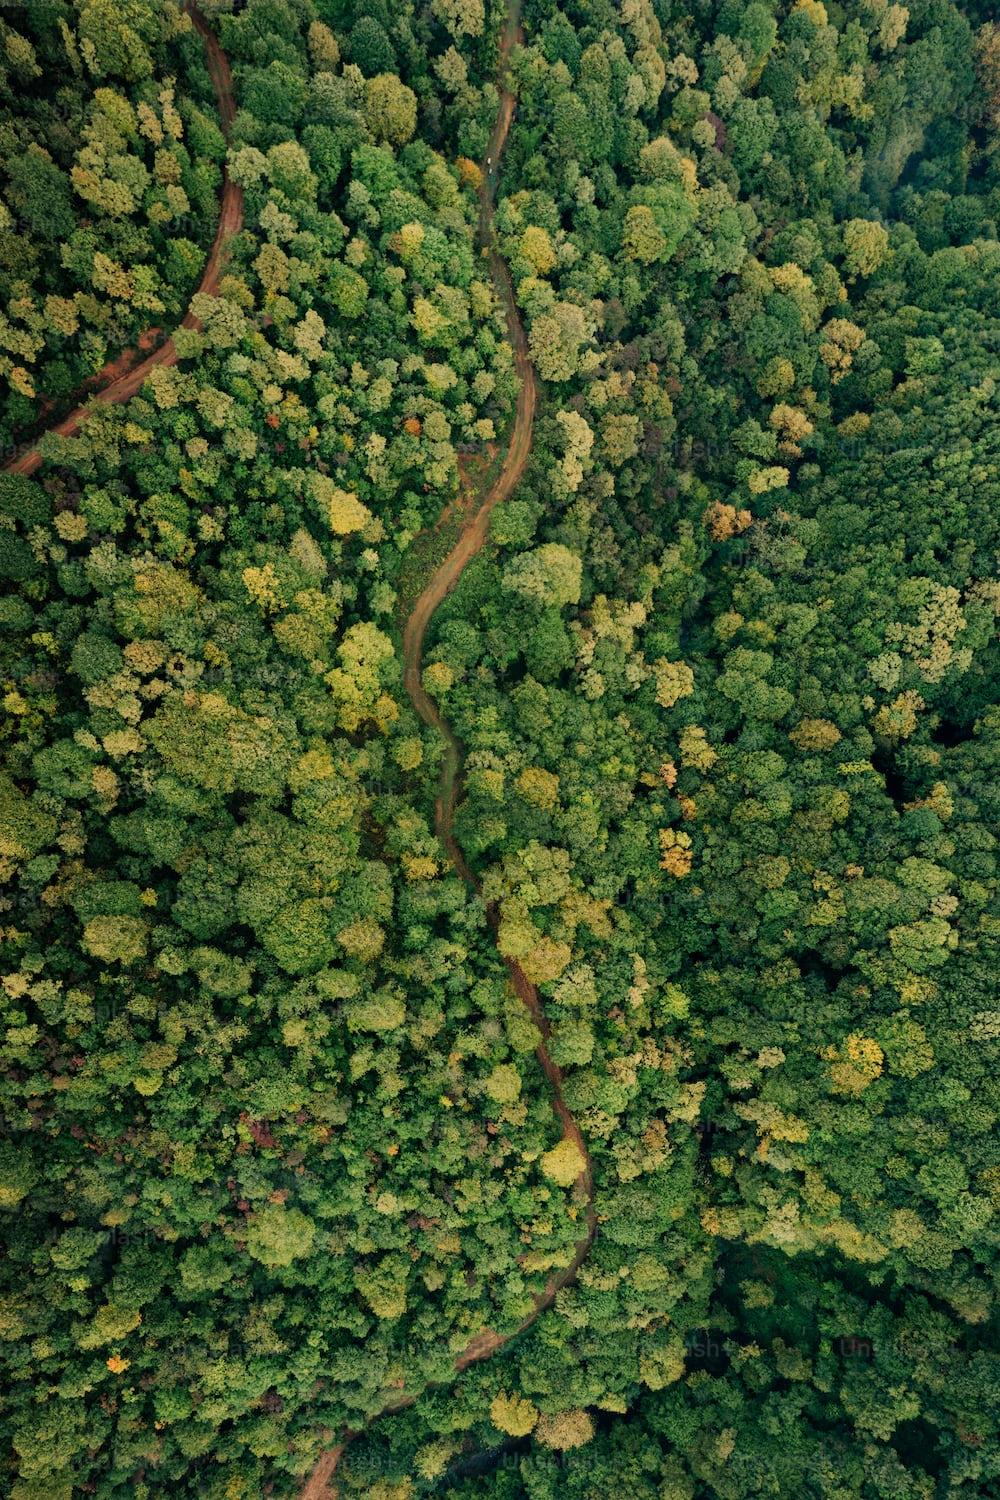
1;0;999;1496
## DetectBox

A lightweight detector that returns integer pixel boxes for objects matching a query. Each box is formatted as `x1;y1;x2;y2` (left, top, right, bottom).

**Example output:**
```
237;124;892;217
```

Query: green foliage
3;0;1000;1495
0;0;220;423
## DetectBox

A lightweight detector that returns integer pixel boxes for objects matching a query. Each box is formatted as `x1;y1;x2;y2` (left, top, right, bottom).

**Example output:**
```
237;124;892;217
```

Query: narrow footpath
300;3;596;1495
4;5;597;1490
3;4;243;478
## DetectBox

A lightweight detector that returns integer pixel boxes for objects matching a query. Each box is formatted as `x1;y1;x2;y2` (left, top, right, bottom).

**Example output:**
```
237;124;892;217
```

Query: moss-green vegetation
3;0;1000;1496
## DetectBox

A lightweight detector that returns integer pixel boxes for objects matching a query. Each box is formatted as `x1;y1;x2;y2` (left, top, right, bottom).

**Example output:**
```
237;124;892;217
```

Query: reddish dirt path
300;4;596;1497
3;4;243;478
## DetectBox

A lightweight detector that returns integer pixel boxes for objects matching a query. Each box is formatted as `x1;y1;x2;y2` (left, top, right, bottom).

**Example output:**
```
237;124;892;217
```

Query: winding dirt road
3;4;243;478
300;4;596;1496
7;3;595;1489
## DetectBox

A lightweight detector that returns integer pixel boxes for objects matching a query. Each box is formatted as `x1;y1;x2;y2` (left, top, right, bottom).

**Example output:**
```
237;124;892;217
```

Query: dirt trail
3;4;243;478
300;4;596;1497
7;1;596;1488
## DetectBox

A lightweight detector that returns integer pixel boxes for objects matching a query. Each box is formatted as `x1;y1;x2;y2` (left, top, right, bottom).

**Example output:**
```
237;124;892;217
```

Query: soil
3;4;244;479
300;3;597;1495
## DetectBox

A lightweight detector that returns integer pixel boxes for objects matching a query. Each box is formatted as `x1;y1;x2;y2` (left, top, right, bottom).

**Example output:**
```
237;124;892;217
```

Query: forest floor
300;1;597;1495
3;3;243;479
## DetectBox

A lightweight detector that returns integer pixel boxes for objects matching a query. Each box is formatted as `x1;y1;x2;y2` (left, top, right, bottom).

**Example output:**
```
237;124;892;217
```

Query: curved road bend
301;2;596;1495
3;5;598;1492
4;4;243;479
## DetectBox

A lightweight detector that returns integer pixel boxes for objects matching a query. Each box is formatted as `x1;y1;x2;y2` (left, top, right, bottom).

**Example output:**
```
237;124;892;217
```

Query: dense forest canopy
1;0;1000;1497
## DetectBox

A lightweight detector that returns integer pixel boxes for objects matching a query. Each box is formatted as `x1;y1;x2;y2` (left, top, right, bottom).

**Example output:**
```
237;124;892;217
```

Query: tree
364;74;418;145
350;16;395;75
484;1064;522;1105
843;218;891;278
502;543;583;608
490;1392;539;1435
432;0;485;40
535;1409;594;1450
540;1138;587;1188
146;692;296;798
263;898;336;974
245;1205;317;1268
80;915;147;965
7;0;1000;1492
528;302;593;382
308;473;372;535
